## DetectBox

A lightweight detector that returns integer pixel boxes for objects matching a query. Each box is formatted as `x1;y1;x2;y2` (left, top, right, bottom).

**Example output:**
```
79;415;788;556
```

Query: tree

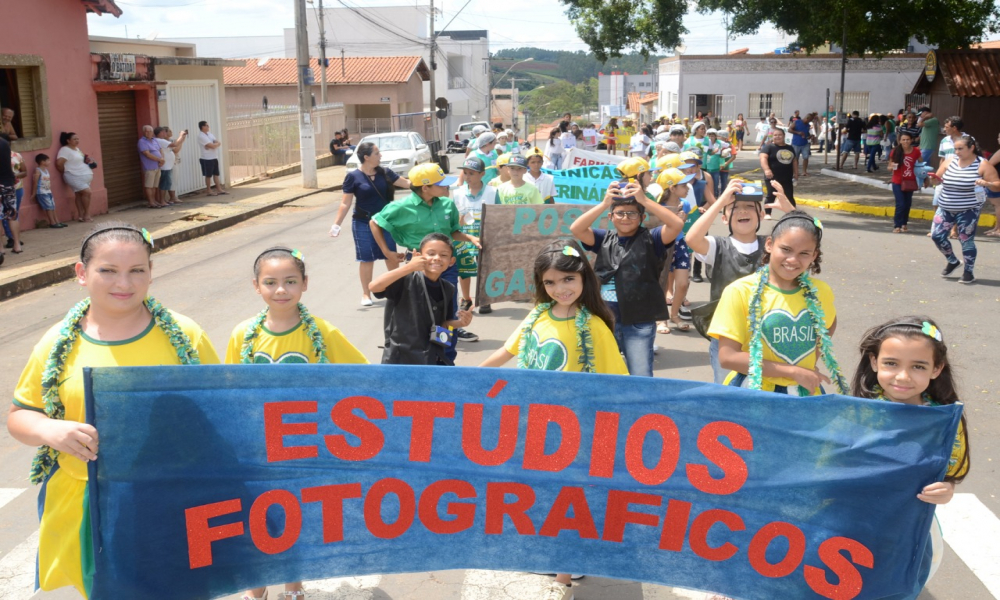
521;79;598;122
560;0;1000;59
560;0;689;62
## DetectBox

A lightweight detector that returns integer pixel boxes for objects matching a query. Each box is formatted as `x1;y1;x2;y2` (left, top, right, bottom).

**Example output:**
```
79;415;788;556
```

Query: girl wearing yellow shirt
226;246;367;600
708;210;849;396
7;222;219;598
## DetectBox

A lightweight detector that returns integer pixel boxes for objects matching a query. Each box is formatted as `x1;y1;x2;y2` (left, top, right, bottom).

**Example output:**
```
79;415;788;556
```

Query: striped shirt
938;156;984;211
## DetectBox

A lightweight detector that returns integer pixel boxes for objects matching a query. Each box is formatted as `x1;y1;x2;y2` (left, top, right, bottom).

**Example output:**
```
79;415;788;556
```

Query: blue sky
88;0;802;55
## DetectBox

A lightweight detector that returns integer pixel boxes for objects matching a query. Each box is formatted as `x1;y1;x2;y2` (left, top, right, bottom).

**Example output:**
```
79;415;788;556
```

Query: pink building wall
1;0;109;228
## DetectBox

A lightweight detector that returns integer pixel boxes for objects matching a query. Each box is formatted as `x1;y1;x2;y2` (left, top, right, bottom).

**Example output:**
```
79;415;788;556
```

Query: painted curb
796;196;997;228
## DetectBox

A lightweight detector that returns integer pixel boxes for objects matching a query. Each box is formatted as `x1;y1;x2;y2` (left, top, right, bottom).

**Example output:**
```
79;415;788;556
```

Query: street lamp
491;57;533;123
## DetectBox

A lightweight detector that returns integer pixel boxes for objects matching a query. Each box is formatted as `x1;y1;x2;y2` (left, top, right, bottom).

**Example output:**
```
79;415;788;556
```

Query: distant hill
491;48;664;89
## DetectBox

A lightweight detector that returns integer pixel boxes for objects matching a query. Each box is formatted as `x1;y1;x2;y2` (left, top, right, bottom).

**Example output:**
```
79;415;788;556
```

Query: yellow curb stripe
796;197;997;228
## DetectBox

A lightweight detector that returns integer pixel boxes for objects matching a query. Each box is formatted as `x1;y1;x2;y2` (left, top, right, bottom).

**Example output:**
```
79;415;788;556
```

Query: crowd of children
6;125;972;600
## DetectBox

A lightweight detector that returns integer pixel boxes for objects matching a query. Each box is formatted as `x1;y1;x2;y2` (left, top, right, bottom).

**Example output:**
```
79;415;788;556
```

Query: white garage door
166;80;223;196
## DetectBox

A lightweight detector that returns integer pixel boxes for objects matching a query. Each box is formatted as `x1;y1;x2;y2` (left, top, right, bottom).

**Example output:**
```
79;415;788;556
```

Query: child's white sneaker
540;582;573;600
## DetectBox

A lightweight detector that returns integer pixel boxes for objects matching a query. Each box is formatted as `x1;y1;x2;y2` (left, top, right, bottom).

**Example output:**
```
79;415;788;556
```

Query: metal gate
715;95;735;124
905;94;929;110
97;91;142;208
688;95;697;120
166;80;223;195
834;92;870;118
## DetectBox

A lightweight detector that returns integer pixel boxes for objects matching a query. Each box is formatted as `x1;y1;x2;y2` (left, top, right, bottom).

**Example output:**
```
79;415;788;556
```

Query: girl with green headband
708;210;849;396
7;221;219;598
227;246;368;600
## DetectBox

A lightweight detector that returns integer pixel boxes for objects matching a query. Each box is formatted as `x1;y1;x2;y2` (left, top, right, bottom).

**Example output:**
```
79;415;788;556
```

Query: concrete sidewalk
0;165;348;300
728;152;998;230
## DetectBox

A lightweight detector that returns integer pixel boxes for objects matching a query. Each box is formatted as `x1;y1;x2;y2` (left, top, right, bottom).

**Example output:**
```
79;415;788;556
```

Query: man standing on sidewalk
156;126;188;205
197;121;227;196
789;114;812;176
838;111;864;170
917;106;940;165
937;116;967;161
138;125;165;208
760;128;797;219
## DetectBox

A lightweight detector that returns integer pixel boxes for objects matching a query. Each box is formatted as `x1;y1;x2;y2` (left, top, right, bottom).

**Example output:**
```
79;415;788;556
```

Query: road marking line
0;489;26;512
935;493;1000;598
0;531;38;600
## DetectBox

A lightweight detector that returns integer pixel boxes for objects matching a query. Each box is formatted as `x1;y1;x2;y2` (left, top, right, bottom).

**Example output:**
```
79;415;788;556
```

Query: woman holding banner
7;222;219;598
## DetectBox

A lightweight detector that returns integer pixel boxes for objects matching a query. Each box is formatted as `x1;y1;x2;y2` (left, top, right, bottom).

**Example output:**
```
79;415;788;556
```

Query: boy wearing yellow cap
569;159;685;376
489;153;512;188
371;163;483;355
656;167;699;333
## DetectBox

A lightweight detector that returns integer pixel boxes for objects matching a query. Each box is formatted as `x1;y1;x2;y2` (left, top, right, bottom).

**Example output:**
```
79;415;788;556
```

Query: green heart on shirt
762;309;816;365
253;351;309;364
522;331;568;371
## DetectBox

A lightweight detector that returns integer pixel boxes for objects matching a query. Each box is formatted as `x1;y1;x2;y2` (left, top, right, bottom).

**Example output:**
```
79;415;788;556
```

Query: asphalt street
0;168;998;599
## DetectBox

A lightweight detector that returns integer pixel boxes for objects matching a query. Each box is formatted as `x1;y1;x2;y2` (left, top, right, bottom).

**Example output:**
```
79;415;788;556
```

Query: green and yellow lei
239;303;329;364
746;265;848;395
517;302;596;373
31;296;200;484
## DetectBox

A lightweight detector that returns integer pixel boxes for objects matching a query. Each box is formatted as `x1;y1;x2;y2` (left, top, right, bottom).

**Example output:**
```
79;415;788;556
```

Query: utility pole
294;0;317;188
836;6;847;171
318;0;327;105
428;0;437;141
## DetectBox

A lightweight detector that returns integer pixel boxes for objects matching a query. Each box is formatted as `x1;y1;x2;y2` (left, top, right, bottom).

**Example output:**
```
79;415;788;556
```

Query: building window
834;92;870;119
748;93;783;120
0;55;50;151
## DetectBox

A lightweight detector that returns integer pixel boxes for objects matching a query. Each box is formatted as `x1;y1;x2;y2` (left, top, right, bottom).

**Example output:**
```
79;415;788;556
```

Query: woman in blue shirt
329;142;411;306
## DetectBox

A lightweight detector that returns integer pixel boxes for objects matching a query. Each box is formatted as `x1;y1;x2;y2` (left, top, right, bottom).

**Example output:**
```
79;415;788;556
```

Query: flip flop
669;319;691;332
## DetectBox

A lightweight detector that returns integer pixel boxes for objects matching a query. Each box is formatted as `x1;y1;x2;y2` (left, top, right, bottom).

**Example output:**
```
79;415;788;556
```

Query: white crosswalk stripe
935;493;1000;598
0;488;25;512
300;575;383;599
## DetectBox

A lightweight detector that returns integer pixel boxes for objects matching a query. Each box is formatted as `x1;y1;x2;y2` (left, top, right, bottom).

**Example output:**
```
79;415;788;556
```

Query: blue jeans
709;338;727;384
891;183;914;227
865;145;879;171
921;148;934;164
709;170;729;198
931;206;981;274
613;318;656;377
550;155;563;170
2;188;22;238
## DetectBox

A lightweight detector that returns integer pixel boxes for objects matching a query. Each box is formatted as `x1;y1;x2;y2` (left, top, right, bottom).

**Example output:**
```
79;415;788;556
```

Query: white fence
225;103;345;184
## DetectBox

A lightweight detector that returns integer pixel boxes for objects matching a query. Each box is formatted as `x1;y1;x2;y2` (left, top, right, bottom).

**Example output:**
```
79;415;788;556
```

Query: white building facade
657;53;925;124
598;71;656;121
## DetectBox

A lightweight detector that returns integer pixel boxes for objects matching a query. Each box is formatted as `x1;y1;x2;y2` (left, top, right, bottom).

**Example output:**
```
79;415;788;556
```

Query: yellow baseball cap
525;146;544;158
409;163;458;187
617;157;650;179
496;153;512;167
656;168;695;188
679;150;702;165
660;153;686;170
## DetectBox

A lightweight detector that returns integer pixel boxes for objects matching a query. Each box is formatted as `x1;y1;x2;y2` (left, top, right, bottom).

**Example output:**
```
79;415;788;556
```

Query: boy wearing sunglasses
569;158;685;376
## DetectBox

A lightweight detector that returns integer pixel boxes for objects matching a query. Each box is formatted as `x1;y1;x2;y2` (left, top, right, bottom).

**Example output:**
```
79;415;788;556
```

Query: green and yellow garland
239;303;329;364
746;265;848;395
517;302;596;373
31;296;200;484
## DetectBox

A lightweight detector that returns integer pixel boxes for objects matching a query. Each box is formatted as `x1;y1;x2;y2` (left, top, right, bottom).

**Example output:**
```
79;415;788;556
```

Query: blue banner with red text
84;365;960;600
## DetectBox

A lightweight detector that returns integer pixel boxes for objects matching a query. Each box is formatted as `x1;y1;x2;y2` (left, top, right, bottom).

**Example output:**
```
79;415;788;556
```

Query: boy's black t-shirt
373;271;455;365
846;117;865;141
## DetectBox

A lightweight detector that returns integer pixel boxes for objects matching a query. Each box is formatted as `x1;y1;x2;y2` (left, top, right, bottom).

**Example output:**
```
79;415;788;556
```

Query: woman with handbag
329;142;411;306
890;131;921;233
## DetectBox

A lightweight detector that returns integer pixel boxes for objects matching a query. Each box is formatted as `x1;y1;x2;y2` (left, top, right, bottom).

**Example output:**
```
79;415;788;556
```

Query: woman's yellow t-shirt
504;308;628;375
708;273;836;389
13;312;220;481
225;316;369;365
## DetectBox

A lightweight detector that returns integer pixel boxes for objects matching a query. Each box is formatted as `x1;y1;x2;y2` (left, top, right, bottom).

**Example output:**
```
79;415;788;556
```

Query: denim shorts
792;144;810;159
37;192;55;211
841;139;860;154
158;169;173;191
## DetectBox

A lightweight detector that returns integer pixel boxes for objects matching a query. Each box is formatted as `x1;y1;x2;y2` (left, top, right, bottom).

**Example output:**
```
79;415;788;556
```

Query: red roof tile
627;91;642;114
224;57;430;86
81;0;122;17
936;49;1000;97
638;92;659;105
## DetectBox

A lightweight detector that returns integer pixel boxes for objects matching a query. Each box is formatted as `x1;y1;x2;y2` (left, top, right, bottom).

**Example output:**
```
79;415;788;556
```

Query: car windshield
459;123;486;132
367;135;412;151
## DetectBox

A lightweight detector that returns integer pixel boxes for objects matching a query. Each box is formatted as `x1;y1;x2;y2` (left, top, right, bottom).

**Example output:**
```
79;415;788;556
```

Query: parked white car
449;121;491;152
345;132;433;173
